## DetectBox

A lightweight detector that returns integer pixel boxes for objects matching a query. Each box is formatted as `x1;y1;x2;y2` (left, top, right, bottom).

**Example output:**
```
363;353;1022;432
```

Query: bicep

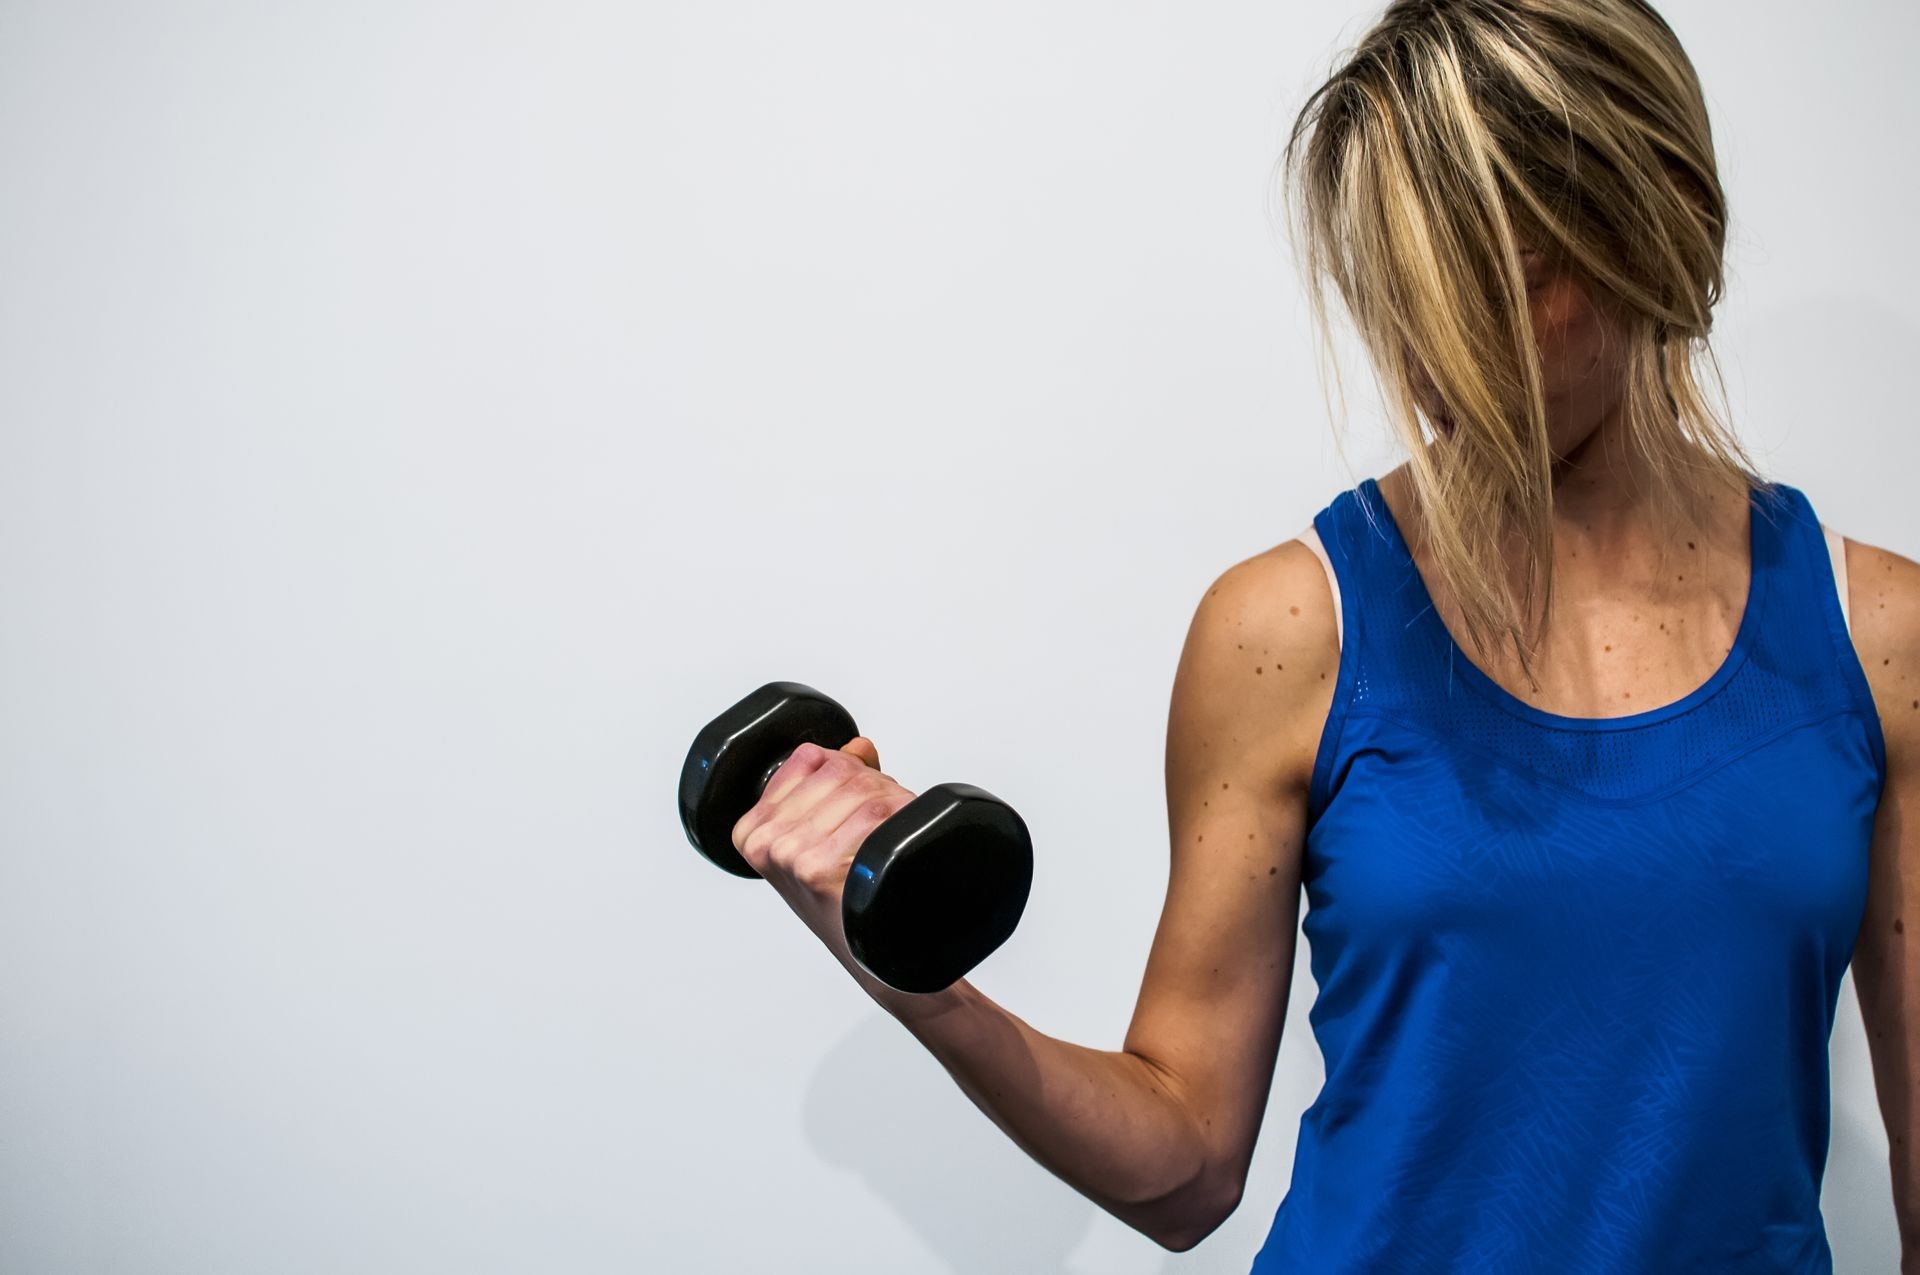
1122;544;1339;1189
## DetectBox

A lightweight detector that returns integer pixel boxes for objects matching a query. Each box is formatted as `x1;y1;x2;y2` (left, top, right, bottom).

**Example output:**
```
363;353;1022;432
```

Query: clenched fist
730;738;919;993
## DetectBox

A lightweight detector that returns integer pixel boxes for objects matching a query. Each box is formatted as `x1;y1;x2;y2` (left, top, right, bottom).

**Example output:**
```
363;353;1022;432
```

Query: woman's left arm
1845;537;1920;1270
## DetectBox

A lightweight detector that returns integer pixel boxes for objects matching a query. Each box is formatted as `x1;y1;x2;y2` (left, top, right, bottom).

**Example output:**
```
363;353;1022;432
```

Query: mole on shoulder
1897;917;1905;934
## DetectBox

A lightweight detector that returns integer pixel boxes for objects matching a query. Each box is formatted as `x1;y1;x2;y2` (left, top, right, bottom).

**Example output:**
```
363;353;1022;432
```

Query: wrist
863;969;978;1030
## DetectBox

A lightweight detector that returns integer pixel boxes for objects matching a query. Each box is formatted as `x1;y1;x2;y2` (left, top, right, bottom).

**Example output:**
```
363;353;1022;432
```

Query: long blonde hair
1277;0;1766;686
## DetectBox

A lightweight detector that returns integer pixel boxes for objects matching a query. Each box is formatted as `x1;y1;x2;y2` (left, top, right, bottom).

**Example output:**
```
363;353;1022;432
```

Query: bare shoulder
1124;530;1345;1215
1839;534;1920;762
1171;535;1342;802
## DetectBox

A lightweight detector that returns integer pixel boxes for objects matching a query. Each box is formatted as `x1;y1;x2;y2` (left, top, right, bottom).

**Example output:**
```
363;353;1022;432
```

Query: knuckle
861;797;896;822
733;833;768;872
797;856;841;893
743;818;779;855
766;827;806;869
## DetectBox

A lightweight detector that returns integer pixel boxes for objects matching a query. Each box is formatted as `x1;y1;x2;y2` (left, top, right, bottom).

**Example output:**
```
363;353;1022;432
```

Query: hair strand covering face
1272;0;1766;689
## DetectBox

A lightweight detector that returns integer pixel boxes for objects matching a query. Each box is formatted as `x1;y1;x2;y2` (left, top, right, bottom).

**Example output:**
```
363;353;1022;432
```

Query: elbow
1148;1175;1244;1253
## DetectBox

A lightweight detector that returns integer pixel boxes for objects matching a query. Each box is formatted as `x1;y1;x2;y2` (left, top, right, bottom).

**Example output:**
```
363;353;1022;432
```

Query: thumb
840;736;882;770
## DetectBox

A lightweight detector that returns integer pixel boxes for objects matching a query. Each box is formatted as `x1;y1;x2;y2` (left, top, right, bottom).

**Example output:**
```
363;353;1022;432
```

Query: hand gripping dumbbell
678;681;1033;994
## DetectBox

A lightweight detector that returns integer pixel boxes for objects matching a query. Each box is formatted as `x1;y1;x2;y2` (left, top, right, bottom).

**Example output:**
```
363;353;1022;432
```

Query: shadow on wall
801;1012;1098;1272
800;1011;1255;1272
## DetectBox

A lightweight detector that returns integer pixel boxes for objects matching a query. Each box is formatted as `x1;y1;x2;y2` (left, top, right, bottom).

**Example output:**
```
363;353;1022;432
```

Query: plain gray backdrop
2;1;1915;1271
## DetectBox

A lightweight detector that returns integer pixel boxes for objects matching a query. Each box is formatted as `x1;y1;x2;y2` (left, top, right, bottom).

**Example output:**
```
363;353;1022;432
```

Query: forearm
860;976;1231;1250
1851;945;1920;1259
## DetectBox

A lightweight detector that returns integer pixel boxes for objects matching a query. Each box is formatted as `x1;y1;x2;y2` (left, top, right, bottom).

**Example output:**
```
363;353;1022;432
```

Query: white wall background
2;1;1915;1271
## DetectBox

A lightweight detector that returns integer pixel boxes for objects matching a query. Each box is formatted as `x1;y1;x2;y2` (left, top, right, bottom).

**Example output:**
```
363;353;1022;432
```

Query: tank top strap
1305;473;1887;818
1306;480;1437;818
1313;474;1820;710
1755;479;1890;785
1308;478;1436;685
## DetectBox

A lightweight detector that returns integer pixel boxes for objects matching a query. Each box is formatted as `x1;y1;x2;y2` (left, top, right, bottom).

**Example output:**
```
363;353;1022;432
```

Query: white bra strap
1822;522;1852;638
1298;524;1342;651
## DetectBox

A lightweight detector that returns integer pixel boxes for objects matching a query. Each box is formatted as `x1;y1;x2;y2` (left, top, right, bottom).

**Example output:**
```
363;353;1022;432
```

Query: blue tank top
1250;476;1887;1274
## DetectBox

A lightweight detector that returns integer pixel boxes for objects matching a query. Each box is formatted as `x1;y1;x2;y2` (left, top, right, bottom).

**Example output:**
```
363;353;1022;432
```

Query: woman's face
1417;245;1632;457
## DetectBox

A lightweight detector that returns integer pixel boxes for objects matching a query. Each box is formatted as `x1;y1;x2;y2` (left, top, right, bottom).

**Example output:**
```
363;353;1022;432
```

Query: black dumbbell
678;681;1033;994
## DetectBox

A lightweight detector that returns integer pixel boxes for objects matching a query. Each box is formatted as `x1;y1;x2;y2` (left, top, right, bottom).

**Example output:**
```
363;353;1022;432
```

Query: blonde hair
1277;0;1767;686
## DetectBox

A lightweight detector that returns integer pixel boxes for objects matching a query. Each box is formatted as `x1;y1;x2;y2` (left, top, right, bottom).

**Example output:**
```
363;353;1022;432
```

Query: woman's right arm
863;541;1340;1252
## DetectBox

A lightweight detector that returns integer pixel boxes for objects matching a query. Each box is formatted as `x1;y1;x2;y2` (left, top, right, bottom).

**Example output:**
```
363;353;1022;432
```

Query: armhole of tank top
1295;519;1357;828
1808;511;1888;789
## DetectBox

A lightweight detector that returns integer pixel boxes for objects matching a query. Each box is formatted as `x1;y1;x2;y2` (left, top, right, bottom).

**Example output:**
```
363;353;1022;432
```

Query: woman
727;0;1919;1268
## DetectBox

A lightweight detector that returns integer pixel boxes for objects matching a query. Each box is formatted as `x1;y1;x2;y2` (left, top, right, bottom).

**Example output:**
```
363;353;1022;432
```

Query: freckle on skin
1269;866;1277;875
1896;917;1905;934
1255;667;1263;675
1289;606;1300;616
